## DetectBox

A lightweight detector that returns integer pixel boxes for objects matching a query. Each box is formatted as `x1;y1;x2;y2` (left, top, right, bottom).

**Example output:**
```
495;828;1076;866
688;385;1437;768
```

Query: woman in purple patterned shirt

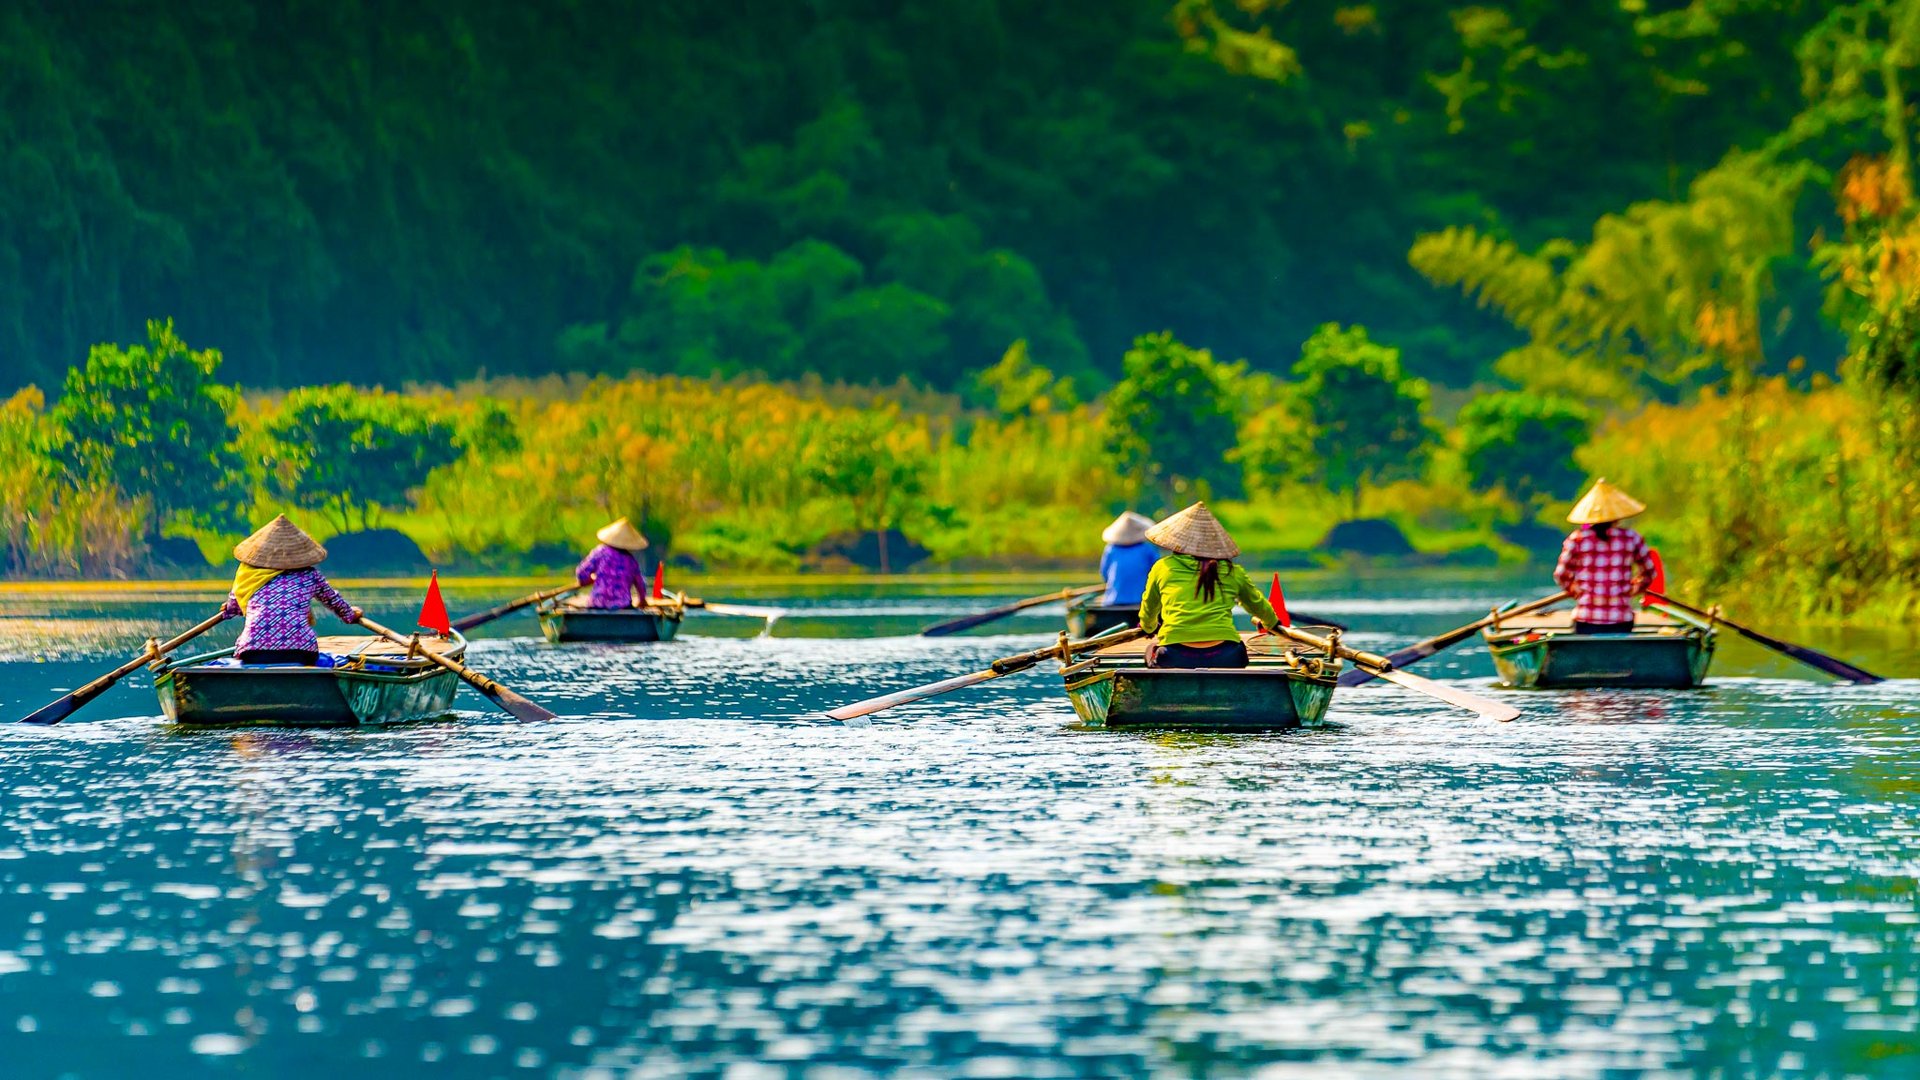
219;515;364;666
574;518;650;609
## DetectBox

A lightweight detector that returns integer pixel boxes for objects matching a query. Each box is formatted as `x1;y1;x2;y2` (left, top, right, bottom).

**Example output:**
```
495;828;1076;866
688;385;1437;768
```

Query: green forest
0;0;1829;392
6;0;1920;620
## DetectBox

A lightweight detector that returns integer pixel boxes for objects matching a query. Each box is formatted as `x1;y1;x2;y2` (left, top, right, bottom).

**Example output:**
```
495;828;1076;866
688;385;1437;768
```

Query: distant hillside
0;0;1807;390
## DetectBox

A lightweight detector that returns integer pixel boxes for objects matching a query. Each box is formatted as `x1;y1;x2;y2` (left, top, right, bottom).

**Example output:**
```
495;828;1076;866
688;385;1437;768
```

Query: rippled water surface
2;579;1917;1078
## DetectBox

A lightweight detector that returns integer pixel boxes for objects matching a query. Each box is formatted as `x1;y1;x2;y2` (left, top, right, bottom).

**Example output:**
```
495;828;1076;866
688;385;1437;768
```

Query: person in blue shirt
1099;511;1161;605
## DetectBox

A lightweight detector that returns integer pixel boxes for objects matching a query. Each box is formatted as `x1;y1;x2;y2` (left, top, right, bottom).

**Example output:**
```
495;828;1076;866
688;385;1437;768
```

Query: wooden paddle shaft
1274;625;1390;670
88;611;230;697
825;624;1150;720
993;625;1148;673
920;584;1105;636
452;584;581;631
1467;589;1572;638
359;617;508;694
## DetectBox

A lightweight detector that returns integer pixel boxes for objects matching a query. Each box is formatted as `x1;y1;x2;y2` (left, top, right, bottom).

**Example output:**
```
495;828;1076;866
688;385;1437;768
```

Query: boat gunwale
1482;624;1713;659
160;629;468;679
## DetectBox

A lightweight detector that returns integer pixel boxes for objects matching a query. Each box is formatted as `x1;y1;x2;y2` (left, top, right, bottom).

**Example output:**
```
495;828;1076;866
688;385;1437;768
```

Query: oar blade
921;611;1018;638
700;602;786;620
1290;612;1349;632
476;682;558;723
19;694;82;726
1375;668;1520;723
826;669;1004;720
1647;594;1884;685
1763;638;1883;684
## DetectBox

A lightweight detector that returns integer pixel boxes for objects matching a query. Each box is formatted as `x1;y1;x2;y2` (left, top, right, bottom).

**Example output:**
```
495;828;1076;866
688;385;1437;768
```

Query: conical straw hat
233;515;327;570
1567;478;1647;524
1145;502;1241;560
596;518;649;552
1101;511;1155;546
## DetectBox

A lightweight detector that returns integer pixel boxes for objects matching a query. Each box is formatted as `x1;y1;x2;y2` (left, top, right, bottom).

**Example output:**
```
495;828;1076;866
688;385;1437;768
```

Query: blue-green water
1;582;1917;1078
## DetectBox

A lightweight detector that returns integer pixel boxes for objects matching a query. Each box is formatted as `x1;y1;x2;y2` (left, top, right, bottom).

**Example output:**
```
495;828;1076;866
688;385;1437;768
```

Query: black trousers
1147;640;1250;669
235;648;320;666
1572;620;1635;635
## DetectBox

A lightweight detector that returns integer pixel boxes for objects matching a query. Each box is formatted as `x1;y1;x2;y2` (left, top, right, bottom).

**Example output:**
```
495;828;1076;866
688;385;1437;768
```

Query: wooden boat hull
1065;667;1336;730
155;633;466;727
1066;602;1139;640
157;666;459;727
538;606;682;643
1062;633;1340;731
1484;613;1715;689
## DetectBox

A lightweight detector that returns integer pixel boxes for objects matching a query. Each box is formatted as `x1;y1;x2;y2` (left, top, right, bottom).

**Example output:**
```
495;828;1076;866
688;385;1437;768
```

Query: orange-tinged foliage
1587;379;1920;620
1838;154;1910;225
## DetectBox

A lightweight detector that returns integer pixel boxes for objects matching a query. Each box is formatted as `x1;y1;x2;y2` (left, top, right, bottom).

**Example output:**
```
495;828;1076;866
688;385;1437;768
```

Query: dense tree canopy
0;0;1819;392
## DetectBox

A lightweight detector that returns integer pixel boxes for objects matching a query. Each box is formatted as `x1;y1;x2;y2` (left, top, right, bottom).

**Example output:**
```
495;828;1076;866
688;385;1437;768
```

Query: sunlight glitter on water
0;585;1916;1077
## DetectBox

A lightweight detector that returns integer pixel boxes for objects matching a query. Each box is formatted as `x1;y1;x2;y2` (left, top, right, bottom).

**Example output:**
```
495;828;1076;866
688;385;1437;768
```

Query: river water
0;579;1916;1078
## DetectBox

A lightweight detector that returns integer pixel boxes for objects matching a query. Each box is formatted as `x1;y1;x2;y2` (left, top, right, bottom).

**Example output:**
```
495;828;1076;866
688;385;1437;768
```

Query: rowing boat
537;599;682;643
1061;630;1340;731
154;633;466;727
1481;607;1715;689
1066;597;1139;639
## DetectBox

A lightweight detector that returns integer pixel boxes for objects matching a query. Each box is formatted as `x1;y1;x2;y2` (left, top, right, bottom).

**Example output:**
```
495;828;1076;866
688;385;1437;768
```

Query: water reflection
0;584;1915;1076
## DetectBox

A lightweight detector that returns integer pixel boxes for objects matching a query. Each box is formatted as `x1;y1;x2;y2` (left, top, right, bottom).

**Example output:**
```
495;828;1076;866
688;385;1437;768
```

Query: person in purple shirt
1099;511;1162;605
219;515;364;666
575;518;650;608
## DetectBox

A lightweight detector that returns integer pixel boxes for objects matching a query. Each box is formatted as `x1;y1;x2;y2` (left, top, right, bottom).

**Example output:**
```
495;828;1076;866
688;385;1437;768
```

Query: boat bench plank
1488;610;1685;633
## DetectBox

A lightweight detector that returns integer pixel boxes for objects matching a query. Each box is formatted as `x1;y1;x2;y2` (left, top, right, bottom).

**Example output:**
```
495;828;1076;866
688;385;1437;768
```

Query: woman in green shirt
1139;502;1281;669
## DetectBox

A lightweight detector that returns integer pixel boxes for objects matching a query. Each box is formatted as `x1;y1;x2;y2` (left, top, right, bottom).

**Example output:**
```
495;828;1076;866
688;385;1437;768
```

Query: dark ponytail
1195;558;1232;602
1593;521;1613;539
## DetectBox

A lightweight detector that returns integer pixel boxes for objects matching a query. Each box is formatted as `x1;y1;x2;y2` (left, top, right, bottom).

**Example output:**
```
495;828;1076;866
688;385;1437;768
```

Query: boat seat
1488;609;1690;635
313;635;464;670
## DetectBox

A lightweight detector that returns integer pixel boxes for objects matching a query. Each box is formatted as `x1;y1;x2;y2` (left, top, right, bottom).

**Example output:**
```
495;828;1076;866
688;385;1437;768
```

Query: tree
52;319;244;538
1233;381;1307;498
1410;153;1813;398
1457;392;1593;510
802;412;928;573
1101;332;1245;506
967;340;1080;416
1289;324;1433;518
260;387;462;533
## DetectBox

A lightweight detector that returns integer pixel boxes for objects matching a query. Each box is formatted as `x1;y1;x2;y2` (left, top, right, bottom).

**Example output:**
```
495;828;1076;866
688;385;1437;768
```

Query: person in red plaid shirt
1554;479;1656;634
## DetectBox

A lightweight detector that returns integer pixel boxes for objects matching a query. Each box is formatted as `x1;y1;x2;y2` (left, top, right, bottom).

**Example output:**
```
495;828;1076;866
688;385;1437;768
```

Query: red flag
418;570;452;636
1268;572;1292;628
1643;548;1667;606
651;562;665;601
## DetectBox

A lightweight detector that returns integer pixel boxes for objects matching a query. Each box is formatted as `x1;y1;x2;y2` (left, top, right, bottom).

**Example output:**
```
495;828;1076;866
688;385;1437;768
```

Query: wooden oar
357;616;559;722
19;609;230;725
920;585;1105;637
680;596;786;620
450;584;583;632
1644;592;1883;684
1337;589;1571;687
1273;624;1522;722
1288;612;1349;632
829;627;1149;720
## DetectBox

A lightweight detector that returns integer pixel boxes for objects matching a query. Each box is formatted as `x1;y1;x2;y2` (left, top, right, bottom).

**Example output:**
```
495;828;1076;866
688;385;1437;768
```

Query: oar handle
1274;624;1392;671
